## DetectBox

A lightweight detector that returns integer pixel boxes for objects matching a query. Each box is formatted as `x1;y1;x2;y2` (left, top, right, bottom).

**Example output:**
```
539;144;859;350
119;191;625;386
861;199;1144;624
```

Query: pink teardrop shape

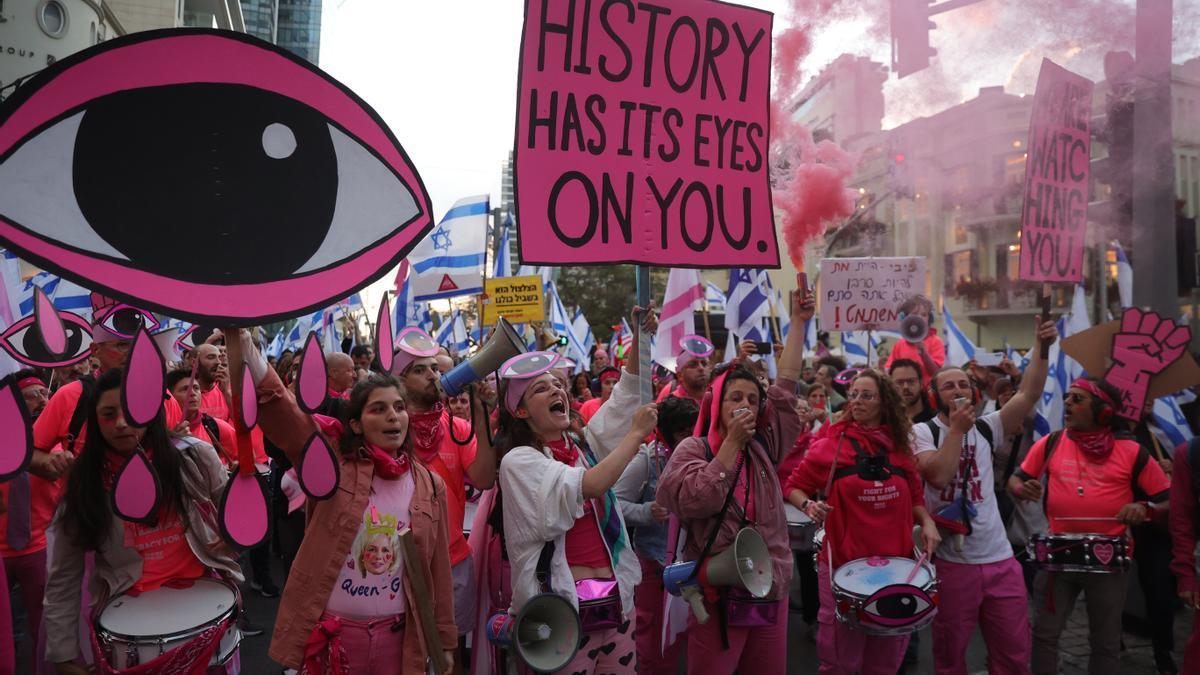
0;381;32;480
219;473;269;549
299;431;339;500
121;327;165;427
240;363;257;429
33;287;67;356
112;449;160;522
296;332;327;413
376;295;394;374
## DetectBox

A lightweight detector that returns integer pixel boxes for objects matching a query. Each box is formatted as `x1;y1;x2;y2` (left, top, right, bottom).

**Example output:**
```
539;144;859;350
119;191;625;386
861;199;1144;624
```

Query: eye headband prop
835;367;863;387
0;28;433;325
389;327;439;376
675;334;715;371
499;351;561;414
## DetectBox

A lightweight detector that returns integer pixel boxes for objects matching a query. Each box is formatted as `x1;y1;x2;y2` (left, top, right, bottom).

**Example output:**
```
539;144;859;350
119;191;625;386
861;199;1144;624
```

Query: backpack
64;375;96;452
922;418;994;454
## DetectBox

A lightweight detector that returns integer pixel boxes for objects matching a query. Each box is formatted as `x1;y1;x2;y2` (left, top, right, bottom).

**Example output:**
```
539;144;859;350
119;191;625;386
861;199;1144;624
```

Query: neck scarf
1067;428;1117;461
408;403;445;462
363;442;411;480
544;437;580;465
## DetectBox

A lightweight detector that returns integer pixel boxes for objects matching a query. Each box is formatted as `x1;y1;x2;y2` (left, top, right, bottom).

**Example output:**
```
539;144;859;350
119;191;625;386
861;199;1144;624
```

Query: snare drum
96;578;242;668
831;556;938;635
784;503;817;552
1027;533;1129;573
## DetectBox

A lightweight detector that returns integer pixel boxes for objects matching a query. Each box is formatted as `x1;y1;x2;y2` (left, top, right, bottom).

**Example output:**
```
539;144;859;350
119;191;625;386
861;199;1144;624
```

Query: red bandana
1066;428;1117;461
544;437;579;465
364;442;411;480
408;403;445;463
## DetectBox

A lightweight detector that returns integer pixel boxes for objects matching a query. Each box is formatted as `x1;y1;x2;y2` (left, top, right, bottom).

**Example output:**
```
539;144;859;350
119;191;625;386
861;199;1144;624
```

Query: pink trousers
329;614;406;675
634;558;684;675
930;557;1030;675
816;563;909;674
684;596;788;674
5;550;49;675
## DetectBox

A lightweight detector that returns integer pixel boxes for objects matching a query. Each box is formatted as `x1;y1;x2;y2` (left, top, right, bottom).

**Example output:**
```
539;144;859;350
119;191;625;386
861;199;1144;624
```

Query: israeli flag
410;195;489;301
1113;241;1133;309
394;263;433;335
16;271;93;320
266;330;287;360
547;282;590;371
726;268;770;340
435;310;470;355
803;317;818;357
573;308;596;358
1152;395;1194;446
841;330;877;366
1032;285;1091;439
942;303;977;367
705;282;727;313
494;212;513;278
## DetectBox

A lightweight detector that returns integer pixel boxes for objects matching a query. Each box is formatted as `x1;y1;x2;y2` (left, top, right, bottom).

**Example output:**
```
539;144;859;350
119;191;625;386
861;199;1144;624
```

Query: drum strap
831;439;907;482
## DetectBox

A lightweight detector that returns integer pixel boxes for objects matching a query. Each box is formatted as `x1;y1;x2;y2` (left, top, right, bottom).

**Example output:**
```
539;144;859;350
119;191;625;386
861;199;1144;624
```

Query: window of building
37;0;68;38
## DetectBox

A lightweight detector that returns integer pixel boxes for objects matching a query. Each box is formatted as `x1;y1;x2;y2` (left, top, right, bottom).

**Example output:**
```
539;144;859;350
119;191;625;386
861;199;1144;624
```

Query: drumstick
904;551;927;584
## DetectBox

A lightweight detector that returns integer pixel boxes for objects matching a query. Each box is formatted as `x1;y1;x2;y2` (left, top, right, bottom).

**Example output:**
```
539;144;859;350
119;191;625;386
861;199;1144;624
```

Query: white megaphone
486;593;581;674
900;313;929;344
439;317;526;396
662;527;773;624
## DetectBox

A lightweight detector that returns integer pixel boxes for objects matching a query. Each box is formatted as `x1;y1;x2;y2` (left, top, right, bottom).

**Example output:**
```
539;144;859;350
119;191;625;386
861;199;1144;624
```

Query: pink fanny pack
575;578;620;632
725;588;778;628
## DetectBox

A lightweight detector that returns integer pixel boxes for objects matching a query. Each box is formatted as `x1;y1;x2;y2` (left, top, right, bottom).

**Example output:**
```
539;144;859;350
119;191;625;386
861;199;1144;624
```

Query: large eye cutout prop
680;335;715;359
0;379;33;481
0;308;93;367
0;28;432;325
499;351;562;414
388;326;439;377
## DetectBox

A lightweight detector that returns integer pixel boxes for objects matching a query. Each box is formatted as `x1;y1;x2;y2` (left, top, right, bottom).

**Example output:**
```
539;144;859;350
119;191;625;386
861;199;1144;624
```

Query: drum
96;578;242;668
784;503;817;552
831;556;938;636
1027;533;1130;573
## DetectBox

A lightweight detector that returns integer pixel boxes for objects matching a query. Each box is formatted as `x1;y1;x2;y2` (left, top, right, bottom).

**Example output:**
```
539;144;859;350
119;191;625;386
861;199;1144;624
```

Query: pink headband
1071;378;1117;409
389;327;439;375
499;351;561;414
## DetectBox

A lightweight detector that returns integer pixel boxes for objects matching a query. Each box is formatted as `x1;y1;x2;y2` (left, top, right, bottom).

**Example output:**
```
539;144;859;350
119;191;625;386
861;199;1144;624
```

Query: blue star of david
431;226;452;252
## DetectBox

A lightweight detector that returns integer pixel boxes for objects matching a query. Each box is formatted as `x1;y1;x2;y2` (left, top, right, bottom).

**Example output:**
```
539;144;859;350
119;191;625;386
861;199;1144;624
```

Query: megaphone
440;317;526;396
900;313;929;344
662;527;774;624
487;593;581;674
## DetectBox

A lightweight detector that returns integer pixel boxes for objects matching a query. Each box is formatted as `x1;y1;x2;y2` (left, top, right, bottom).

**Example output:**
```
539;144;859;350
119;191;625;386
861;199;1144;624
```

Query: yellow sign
481;275;544;325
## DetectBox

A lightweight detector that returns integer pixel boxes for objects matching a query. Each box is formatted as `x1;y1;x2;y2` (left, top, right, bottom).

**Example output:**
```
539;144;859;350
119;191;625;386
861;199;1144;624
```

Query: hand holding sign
1103;308;1192;419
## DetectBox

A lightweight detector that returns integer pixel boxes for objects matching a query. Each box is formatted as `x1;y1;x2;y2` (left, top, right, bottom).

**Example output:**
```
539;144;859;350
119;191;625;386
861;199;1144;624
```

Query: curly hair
851;369;913;455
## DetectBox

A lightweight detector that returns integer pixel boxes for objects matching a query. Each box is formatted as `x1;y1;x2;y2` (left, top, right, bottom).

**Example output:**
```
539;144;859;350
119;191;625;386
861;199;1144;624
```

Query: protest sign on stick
1017;59;1094;283
818;257;925;332
513;0;777;268
481;275;545;325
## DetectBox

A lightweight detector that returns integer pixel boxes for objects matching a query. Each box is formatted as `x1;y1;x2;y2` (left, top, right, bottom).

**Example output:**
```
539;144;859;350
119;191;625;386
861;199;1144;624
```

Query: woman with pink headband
493;308;658;674
654;289;813;673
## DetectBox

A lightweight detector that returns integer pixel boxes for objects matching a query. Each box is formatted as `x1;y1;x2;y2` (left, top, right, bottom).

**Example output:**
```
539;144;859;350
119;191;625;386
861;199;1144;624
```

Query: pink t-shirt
325;473;415;618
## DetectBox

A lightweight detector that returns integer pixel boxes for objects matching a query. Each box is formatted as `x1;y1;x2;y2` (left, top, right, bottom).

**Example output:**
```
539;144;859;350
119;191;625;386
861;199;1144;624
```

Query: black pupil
74;83;337;284
108;308;145;336
874;594;919;619
22;323;84;360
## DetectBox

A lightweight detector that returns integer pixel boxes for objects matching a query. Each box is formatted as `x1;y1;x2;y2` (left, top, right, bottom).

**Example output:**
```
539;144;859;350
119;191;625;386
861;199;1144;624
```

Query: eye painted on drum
0;312;93;367
0;30;431;324
95;304;160;340
860;585;935;627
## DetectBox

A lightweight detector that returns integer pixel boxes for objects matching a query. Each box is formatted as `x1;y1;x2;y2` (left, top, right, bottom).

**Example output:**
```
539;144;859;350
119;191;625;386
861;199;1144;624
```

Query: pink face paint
0;380;32;480
111;449;160;522
376;294;394;374
219;472;269;550
240;363;257;429
296;332;327;413
121;327;165;427
33;287;67;356
299;431;339;500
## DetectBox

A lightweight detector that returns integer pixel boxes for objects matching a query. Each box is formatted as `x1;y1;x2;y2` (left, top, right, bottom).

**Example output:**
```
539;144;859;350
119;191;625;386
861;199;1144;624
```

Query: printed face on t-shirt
361;533;398;576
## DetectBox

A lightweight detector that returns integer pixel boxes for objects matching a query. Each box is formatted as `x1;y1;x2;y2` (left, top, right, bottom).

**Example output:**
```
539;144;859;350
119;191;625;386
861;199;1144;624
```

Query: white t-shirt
325;473;414;618
913;411;1012;564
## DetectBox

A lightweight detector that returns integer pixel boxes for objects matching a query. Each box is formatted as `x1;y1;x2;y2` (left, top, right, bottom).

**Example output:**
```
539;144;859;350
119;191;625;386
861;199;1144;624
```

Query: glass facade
239;0;276;44
275;0;321;64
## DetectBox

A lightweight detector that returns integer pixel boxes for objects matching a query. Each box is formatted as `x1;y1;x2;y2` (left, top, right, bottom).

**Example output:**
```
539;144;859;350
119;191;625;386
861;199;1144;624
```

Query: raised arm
999;316;1056;434
227;327;321;467
776;287;815;388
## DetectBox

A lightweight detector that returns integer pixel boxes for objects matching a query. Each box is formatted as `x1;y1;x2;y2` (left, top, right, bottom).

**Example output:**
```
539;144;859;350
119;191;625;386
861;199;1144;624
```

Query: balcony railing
960;283;1073;316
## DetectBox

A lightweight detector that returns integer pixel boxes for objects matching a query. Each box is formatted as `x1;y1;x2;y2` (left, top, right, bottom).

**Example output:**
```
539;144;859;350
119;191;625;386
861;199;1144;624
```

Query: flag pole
635;265;652;404
701;302;713;344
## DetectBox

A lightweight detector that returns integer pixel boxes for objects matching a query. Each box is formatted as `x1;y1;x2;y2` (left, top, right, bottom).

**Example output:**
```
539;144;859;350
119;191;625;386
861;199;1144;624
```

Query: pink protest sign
514;0;777;268
1017;59;1094;282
